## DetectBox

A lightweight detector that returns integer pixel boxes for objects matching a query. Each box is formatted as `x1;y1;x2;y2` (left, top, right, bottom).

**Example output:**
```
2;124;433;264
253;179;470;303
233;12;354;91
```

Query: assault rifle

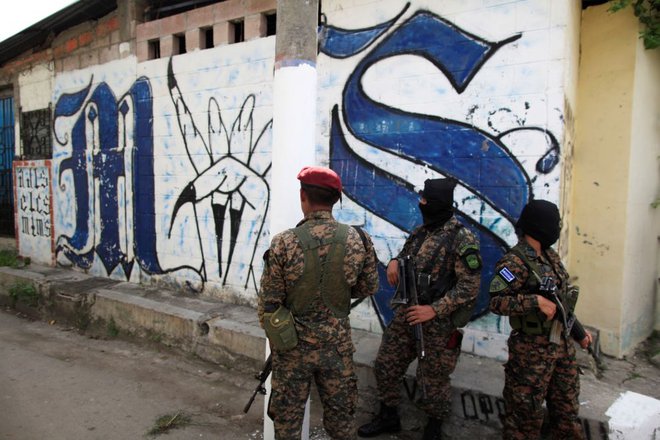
539;276;597;358
393;256;428;398
243;355;272;413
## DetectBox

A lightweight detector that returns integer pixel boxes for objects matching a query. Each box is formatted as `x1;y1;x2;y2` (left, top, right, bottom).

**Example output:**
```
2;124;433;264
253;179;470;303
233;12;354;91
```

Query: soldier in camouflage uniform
358;178;481;440
258;166;379;440
489;200;592;440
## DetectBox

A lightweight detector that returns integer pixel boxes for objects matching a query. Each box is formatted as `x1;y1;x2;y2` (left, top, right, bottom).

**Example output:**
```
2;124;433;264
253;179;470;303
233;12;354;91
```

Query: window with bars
20;106;52;159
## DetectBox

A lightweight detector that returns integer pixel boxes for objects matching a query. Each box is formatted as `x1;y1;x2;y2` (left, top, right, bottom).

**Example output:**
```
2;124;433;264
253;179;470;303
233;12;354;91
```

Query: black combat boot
357;403;401;437
422;417;443;440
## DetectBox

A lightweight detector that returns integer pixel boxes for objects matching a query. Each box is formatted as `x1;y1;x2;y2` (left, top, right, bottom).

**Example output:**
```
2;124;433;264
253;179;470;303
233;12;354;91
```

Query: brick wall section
2;14;121;75
213;22;232;47
245;14;267;41
136;0;276;62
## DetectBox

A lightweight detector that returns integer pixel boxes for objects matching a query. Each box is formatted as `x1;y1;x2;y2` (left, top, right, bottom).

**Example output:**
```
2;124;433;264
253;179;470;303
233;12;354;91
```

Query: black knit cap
515;199;561;249
419;178;456;205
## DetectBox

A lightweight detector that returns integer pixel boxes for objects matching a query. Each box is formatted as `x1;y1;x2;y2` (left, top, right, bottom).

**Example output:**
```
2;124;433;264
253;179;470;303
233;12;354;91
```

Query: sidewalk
0;260;659;439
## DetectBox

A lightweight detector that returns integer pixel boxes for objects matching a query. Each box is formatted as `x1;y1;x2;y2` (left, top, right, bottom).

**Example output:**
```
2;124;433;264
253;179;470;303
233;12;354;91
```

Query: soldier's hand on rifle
406;305;436;325
579;330;593;350
387;259;399;286
537;295;557;320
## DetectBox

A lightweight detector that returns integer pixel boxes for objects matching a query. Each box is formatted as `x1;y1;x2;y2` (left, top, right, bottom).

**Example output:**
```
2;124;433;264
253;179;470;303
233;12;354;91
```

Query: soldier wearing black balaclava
358;178;481;440
489;200;592;440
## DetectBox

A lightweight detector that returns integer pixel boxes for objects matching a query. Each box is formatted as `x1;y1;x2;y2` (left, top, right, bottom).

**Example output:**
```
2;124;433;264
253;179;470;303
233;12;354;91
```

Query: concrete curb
1;264;658;439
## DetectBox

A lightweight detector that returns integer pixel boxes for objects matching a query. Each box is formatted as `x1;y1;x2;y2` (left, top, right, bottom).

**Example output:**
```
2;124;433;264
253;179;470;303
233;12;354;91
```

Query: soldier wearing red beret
258;166;379;439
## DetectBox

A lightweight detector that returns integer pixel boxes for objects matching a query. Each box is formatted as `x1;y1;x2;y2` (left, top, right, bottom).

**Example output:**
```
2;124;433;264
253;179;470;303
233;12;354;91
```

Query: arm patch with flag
499;267;515;283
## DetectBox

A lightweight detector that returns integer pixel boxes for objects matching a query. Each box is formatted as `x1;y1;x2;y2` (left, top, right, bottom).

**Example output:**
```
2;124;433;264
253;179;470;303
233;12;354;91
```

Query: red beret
297;166;342;192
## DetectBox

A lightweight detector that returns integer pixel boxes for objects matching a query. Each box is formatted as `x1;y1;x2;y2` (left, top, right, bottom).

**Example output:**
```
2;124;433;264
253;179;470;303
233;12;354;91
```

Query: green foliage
147;412;192;436
609;0;660;49
106;317;120;337
0;250;20;267
8;282;39;307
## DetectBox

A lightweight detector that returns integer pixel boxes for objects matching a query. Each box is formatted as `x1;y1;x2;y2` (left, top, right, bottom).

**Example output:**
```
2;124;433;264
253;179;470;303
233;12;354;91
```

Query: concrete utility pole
266;0;319;439
270;0;319;234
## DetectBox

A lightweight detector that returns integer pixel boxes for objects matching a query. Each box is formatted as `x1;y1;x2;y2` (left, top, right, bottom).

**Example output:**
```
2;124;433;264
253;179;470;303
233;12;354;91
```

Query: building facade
0;0;657;358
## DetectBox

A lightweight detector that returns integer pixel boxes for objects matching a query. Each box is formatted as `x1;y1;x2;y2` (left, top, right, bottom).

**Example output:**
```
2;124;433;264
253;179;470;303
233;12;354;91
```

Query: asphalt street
0;308;500;440
0;308;265;439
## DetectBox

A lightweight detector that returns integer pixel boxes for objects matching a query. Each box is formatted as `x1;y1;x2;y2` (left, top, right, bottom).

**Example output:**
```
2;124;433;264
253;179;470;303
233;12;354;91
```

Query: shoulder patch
489;275;508;293
464;253;481;270
458;243;479;256
499;267;515;283
458;243;481;270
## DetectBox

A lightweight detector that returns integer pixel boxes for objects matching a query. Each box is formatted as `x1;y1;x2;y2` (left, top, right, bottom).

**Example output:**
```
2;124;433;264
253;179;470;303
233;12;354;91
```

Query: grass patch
8;282;39;307
0;250;30;268
147;412;192;436
147;329;163;344
0;250;20;267
106;317;120;337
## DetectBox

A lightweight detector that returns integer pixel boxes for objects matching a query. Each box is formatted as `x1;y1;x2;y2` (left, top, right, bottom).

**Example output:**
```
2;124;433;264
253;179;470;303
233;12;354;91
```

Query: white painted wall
18;63;54;112
50;37;275;305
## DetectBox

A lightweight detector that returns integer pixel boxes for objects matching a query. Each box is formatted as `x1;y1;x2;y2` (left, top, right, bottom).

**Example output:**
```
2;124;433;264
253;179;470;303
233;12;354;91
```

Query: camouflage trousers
270;338;357;440
502;332;585;440
373;310;461;419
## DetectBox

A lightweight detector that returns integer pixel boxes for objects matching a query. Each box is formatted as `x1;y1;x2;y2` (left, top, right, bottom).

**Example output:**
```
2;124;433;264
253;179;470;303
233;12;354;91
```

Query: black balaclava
515;199;561;249
418;178;456;226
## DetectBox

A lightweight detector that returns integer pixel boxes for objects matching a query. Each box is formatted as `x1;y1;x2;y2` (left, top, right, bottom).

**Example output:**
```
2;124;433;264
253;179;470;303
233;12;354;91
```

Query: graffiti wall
52;39;275;304
14;160;54;265
317;0;574;337
45;0;577;343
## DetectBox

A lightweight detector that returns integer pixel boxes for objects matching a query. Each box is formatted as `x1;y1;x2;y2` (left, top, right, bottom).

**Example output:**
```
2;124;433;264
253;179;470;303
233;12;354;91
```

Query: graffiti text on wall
320;4;561;325
15;164;51;238
53;59;272;294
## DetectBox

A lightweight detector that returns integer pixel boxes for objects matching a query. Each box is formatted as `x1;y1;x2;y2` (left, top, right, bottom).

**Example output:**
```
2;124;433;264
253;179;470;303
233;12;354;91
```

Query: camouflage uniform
374;216;481;419
258;210;379;440
489;240;585;440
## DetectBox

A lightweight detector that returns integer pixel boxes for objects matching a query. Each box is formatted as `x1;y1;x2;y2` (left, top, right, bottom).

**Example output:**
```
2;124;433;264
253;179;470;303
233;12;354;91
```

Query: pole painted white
270;63;318;235
265;62;317;440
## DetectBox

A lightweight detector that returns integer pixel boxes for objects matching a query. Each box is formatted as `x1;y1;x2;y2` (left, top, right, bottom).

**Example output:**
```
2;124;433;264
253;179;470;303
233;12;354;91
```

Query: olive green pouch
450;299;476;328
263;305;298;352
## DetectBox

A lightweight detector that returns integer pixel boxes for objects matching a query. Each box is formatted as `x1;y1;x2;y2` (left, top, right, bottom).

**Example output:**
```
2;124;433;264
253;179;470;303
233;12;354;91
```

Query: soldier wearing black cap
358;178;481;440
258;166;379;440
488;199;592;440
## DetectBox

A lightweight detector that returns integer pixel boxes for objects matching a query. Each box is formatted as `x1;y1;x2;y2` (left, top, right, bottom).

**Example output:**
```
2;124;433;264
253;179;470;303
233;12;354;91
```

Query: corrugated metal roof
0;0;117;67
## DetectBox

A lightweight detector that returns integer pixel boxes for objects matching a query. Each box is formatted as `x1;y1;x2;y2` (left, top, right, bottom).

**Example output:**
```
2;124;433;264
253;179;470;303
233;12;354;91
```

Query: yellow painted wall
624;27;660;343
572;4;659;357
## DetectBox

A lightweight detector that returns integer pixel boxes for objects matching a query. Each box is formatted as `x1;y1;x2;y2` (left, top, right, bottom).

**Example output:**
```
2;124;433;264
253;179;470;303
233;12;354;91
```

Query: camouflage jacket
488;240;570;317
258;210;379;344
395;216;481;324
